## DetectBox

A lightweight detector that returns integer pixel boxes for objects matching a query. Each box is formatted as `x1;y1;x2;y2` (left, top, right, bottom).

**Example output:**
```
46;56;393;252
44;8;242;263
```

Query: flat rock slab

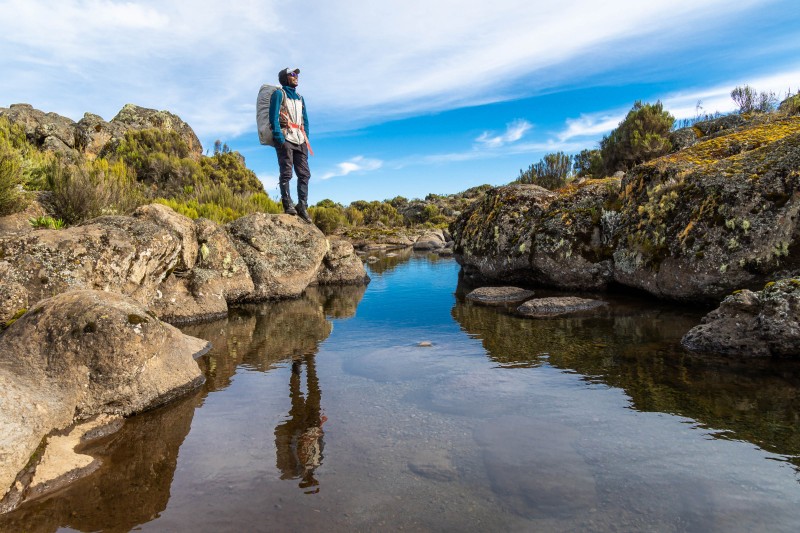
466;286;536;306
517;296;608;318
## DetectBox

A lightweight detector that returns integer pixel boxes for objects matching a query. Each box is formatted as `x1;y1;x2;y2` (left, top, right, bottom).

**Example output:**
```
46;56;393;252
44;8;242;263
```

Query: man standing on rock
270;67;313;223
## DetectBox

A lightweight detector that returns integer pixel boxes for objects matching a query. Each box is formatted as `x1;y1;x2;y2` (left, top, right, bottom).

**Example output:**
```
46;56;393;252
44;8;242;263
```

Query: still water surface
4;251;800;532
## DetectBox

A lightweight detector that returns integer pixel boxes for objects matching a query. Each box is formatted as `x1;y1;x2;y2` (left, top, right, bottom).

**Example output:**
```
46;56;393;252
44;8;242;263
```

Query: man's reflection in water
274;353;327;493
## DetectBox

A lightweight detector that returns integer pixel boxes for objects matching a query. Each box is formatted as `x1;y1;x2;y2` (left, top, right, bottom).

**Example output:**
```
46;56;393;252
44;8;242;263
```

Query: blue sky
1;0;799;205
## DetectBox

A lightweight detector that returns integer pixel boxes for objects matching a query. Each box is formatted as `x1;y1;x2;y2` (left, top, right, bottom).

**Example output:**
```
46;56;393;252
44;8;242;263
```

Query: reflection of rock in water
305;284;367;319
182;292;335;393
362;247;413;275
451;290;800;467
275;355;326;494
0;390;199;533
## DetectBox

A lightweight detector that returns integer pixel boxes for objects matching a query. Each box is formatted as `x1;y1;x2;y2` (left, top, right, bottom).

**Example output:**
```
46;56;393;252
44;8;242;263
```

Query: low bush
46;158;144;224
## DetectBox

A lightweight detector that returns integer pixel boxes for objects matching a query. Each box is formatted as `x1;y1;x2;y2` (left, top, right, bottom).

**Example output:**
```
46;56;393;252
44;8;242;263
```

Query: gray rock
0;215;181;325
452;182;618;290
413;229;446;250
316;238;370;285
227;213;328;300
516;296;608;318
0;104;77;156
74;113;128;158
110;104;203;157
613;117;800;302
466;286;536;306
670;126;700;151
0;289;207;506
682;279;800;357
134;203;198;271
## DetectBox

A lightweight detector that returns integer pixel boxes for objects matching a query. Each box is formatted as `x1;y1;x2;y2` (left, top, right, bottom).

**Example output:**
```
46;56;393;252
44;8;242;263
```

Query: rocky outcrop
134;203;198;270
0;103;203;159
613;115;800;302
517;296;608;318
682;278;800;357
0;290;207;508
315;238;370;285
74;113;128;159
110;104;203;157
227;213;328;300
0;104;78;155
452;180;619;290
452;115;800;303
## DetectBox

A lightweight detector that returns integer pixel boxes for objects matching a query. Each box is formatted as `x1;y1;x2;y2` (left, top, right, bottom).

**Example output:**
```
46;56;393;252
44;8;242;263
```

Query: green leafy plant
29;215;65;229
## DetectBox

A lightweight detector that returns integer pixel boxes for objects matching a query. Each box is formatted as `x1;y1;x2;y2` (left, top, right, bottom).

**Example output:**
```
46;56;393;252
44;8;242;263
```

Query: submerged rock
682;278;800;357
0;289;207;509
466;286;536;306
516;296;608;318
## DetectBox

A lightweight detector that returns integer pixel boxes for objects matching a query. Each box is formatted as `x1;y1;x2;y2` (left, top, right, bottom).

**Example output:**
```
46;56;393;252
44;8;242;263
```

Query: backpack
256;85;284;146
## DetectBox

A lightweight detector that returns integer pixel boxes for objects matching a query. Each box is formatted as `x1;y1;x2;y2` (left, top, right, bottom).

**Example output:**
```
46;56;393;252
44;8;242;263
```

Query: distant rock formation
0;102;203;159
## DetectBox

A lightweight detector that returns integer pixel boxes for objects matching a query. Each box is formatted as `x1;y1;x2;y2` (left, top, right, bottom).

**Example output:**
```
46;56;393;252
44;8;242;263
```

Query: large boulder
413;229;446;250
613;115;800;302
0;215;181;324
227;213;328;300
110;104;203;157
315;238;370;285
682;278;800;357
452;184;556;283
452;180;619;290
150;217;255;323
0;290;207;506
134;203;198;271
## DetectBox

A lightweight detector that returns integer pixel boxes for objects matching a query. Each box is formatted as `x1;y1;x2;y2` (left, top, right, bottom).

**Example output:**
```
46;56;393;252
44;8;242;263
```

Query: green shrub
310;205;347;234
573;149;604;178
46;158;144;224
601;101;674;172
516;151;573;190
731;85;777;114
0;147;28;216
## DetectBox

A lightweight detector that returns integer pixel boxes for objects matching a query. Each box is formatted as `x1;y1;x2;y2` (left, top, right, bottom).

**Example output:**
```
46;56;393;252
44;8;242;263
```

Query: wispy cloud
476;119;532;148
0;0;782;144
320;156;383;180
558;113;624;142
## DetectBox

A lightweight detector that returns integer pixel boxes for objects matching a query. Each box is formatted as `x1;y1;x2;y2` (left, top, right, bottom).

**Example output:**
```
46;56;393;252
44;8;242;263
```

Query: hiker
270;67;313;223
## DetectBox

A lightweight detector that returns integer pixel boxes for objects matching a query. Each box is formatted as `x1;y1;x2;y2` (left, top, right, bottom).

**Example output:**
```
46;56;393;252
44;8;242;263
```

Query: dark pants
276;141;310;206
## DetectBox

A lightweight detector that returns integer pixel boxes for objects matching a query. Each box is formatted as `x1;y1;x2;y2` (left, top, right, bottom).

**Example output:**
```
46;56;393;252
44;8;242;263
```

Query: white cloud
476;119;532;148
320;156;383;180
558;113;624;142
0;0;789;145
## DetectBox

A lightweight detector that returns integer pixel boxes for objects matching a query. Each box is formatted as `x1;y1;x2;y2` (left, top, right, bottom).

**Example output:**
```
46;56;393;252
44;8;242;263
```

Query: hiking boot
296;203;313;224
282;198;297;215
